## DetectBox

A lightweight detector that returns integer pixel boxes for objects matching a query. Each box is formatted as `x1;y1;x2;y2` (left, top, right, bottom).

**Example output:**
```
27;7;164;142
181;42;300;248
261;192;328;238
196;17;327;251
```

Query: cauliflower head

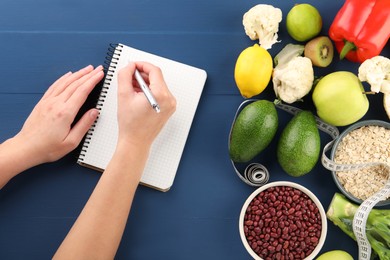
358;55;390;94
273;56;314;104
243;4;282;50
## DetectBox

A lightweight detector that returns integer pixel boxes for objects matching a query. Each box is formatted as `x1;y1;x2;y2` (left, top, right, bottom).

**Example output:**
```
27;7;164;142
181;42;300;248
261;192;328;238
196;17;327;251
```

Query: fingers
66;108;99;149
118;62;137;98
44;65;95;99
135;62;166;92
118;62;176;117
135;62;176;114
62;65;103;102
42;71;73;99
67;67;104;115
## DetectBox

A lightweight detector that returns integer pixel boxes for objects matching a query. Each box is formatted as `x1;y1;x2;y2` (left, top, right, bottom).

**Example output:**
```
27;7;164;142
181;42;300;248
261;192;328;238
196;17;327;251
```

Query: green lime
286;4;322;42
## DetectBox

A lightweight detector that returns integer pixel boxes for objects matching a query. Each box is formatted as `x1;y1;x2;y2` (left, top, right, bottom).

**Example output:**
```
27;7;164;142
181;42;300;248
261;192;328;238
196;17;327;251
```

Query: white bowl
239;181;327;260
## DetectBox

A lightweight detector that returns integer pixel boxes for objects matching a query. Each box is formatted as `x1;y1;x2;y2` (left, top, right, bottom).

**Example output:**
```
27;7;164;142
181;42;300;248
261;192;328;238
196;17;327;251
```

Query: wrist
115;138;151;156
103;138;151;185
0;135;41;188
12;133;46;166
8;135;42;167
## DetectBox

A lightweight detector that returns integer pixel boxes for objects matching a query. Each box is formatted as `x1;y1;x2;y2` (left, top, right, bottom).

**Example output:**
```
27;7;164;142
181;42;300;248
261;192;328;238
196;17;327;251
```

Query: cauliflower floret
273;57;314;104
243;4;282;50
358;56;390;94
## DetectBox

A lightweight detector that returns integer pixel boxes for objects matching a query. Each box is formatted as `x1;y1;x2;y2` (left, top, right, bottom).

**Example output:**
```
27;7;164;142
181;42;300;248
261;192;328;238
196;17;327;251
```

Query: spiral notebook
77;43;207;191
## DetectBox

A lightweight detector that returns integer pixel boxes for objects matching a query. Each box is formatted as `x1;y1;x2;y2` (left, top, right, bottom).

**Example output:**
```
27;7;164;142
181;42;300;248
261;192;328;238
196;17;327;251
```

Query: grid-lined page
78;43;207;191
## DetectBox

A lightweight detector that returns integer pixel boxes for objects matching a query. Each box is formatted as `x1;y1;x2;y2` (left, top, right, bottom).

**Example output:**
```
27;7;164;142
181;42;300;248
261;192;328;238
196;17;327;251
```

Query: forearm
53;140;150;259
0;135;40;189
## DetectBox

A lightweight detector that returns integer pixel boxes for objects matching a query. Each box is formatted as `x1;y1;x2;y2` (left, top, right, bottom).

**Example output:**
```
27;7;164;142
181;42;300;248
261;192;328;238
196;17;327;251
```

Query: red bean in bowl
239;181;327;260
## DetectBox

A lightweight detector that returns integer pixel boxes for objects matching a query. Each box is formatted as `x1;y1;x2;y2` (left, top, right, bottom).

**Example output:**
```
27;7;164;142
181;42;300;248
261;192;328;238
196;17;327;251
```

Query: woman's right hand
116;62;176;149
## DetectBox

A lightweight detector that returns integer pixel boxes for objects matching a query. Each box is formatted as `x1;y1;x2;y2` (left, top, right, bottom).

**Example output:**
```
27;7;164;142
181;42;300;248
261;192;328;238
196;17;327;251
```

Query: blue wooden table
0;0;389;259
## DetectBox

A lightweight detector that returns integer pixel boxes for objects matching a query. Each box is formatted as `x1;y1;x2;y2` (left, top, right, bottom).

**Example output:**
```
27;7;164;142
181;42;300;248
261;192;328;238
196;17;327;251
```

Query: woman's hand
117;62;176;149
15;65;104;165
53;63;176;259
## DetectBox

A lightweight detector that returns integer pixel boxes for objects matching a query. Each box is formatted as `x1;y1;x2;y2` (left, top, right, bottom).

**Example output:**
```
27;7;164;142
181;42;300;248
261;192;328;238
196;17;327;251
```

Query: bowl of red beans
239;181;327;260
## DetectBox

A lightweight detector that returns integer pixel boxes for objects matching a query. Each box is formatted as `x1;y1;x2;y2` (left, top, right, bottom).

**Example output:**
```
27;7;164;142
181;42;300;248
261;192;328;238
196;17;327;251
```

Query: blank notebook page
78;43;207;191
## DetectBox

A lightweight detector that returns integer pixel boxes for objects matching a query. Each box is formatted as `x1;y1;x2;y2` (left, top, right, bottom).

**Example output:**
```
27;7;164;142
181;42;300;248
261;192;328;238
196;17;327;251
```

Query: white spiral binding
230;100;390;260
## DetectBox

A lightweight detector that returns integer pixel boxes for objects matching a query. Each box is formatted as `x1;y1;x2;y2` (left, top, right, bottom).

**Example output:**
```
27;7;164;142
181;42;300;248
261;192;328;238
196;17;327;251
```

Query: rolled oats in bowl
330;120;390;206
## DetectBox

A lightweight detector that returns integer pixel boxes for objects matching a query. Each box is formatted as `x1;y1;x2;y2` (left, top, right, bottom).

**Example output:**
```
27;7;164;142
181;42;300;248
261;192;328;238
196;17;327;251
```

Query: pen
134;69;161;113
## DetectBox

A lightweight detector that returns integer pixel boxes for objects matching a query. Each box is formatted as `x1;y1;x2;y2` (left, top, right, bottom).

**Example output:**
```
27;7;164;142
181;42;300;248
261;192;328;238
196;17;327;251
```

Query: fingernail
90;109;99;118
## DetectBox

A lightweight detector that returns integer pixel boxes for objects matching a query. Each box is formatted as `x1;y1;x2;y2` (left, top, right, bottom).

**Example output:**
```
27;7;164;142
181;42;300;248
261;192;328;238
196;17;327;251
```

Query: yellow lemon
234;44;273;98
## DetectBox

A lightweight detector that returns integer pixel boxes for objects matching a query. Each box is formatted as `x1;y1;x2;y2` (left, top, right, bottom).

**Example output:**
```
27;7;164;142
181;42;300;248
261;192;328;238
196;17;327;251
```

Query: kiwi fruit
304;36;334;67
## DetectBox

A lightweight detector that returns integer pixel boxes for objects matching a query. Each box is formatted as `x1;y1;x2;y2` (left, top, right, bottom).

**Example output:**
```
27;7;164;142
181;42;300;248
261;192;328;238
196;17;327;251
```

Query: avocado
229;100;278;163
277;110;320;176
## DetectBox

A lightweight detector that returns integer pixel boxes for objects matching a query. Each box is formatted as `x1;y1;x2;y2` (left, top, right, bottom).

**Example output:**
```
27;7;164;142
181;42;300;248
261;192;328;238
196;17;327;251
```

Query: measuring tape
228;99;270;187
229;99;390;260
228;100;339;187
322;131;390;260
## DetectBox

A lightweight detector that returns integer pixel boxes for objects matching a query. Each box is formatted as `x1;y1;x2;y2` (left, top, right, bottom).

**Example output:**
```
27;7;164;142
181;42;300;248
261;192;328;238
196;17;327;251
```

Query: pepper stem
340;41;356;60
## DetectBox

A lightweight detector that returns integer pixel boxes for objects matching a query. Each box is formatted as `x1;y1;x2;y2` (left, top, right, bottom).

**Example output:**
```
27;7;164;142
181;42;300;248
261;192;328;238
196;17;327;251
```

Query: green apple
286;4;322;42
316;250;353;260
312;71;369;126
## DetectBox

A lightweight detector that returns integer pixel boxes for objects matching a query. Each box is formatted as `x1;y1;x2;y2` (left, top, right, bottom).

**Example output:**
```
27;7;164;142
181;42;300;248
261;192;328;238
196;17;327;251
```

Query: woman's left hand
15;65;104;165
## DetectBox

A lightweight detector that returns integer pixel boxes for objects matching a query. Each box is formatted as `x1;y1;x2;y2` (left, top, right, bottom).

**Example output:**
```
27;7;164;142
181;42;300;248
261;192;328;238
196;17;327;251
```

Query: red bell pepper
329;0;390;63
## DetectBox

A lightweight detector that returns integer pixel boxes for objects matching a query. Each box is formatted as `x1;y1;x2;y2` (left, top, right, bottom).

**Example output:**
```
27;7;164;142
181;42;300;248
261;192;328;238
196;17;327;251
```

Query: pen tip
154;105;161;113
